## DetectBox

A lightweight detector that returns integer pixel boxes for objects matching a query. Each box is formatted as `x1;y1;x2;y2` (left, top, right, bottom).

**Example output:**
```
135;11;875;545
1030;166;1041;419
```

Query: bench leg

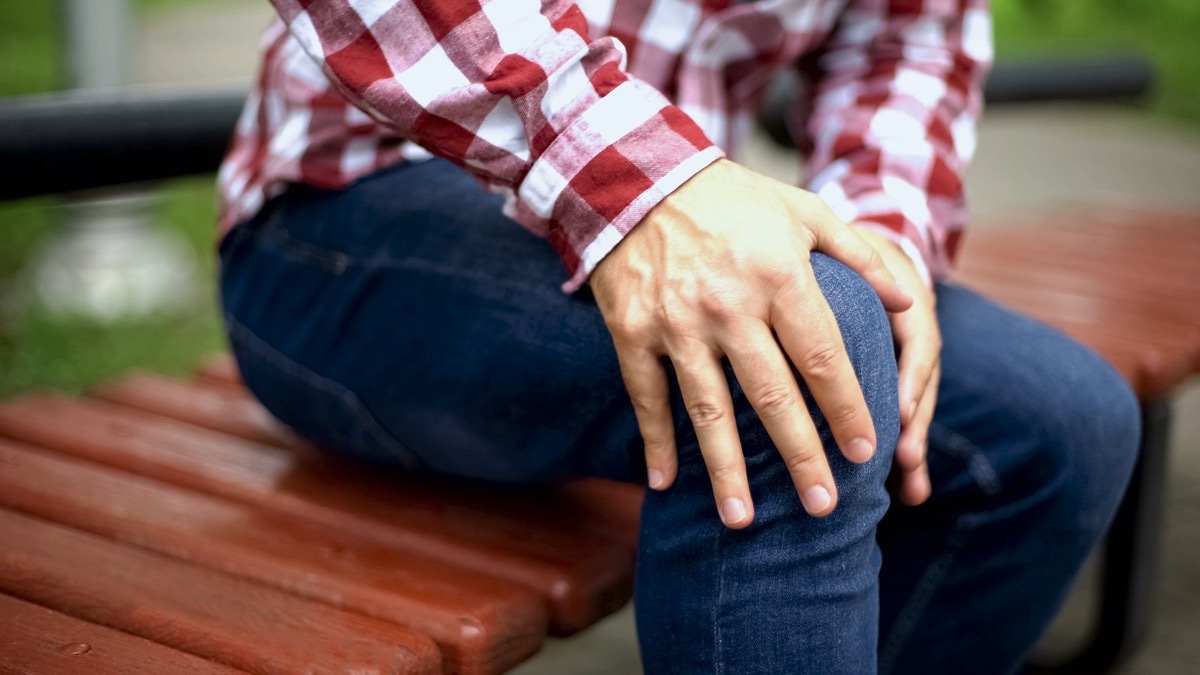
1027;399;1171;674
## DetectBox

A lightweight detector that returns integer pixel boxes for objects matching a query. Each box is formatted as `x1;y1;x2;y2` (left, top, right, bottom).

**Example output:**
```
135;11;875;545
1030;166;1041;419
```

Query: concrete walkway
136;2;1200;673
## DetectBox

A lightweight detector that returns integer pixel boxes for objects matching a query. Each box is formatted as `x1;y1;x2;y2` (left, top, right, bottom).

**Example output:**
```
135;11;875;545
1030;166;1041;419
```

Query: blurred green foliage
0;1;226;398
993;0;1200;123
1;0;1199;397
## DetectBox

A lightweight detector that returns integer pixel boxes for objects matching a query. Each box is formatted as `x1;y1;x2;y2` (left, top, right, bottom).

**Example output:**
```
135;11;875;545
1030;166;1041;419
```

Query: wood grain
0;395;637;634
955;210;1200;398
0;508;442;675
0;593;247;674
0;439;547;673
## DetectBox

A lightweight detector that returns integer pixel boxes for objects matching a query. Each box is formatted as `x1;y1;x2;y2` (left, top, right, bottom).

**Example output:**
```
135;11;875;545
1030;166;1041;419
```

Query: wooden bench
958;210;1200;673
1;208;1197;674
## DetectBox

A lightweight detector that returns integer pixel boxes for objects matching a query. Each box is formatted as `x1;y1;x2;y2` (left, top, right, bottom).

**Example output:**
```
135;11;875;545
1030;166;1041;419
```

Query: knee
713;254;899;476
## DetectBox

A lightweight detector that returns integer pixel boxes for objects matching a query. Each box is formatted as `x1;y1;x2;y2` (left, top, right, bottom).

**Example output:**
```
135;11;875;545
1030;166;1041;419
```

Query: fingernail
720;498;747;524
848;437;875;463
803;486;832;514
648;469;665;489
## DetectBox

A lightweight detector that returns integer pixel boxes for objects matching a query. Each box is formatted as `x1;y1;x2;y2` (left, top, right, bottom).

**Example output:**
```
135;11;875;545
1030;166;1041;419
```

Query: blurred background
2;0;1199;397
0;1;1198;672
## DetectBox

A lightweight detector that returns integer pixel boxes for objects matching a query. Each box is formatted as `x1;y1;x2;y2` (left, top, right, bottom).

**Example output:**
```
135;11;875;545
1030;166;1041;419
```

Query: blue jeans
219;159;1140;674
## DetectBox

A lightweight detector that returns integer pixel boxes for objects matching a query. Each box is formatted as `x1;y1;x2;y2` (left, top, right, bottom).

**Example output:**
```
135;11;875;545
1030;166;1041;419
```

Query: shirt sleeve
795;0;993;285
268;0;723;291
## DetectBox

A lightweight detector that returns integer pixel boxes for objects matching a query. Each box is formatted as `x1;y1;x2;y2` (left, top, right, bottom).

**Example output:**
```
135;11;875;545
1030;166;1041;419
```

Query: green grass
1;0;1199;397
0;178;227;399
0;1;228;398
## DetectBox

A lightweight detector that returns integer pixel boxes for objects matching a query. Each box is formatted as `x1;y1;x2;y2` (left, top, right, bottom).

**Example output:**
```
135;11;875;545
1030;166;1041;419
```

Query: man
217;0;1139;672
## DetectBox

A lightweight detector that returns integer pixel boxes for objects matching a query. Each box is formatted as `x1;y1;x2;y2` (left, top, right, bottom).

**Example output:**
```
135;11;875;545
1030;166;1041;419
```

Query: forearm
268;0;722;290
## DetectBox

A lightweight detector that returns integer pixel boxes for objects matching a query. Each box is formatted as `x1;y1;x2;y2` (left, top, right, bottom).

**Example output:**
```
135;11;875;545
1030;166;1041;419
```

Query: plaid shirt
219;0;992;290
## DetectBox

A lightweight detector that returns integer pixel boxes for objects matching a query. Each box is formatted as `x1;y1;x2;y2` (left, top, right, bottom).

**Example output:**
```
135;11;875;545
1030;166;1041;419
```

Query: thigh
876;283;1140;674
220;159;645;483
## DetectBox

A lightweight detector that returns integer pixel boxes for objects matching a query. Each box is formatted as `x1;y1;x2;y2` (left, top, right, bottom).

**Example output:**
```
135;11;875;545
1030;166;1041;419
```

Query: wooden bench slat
958;251;1200;320
954;212;1200;398
0;508;442;674
0;593;248;675
196;354;242;386
945;285;1192;397
93;374;297;448
0;394;636;634
994;210;1200;259
93;372;645;548
960;239;1200;310
957;272;1200;357
0;439;546;674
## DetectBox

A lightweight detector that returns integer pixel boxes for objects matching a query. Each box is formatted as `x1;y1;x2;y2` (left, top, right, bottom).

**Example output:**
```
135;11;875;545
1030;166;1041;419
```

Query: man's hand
590;160;912;528
852;227;940;506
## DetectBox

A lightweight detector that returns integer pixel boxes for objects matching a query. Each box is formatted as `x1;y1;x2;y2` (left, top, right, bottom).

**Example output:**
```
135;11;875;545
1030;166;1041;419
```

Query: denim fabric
219;159;1140;674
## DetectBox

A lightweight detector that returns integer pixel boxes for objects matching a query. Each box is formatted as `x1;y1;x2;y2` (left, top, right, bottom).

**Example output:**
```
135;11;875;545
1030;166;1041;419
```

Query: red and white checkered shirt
219;0;992;290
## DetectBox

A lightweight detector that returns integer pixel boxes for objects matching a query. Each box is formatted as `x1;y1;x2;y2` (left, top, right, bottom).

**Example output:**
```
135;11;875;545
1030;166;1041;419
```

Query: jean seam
927;421;1002;497
260;214;351;274
877;516;973;674
879;422;993;673
224;312;422;470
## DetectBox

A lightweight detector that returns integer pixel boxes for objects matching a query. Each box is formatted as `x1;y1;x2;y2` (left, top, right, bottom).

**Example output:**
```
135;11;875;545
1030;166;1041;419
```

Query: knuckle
798;343;843;378
654;299;693;334
630;394;665;418
823;400;862;428
686;400;728;429
608;312;652;344
751;383;797;419
697;292;738;324
707;461;743;484
642;437;674;458
783;449;822;476
931;334;944;352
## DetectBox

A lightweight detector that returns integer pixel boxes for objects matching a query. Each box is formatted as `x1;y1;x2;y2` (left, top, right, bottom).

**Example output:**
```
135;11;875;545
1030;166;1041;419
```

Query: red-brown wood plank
0;508;441;675
960;236;1200;311
0;593;248;675
93;373;299;449
955;211;1200;398
951;272;1197;396
0;395;635;634
197;353;242;386
0;439;546;674
93;372;643;550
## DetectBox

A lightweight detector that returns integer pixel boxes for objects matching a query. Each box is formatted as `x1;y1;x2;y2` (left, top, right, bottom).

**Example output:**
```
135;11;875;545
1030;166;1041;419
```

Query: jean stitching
258;207;351;274
927;421;1002;497
878;422;995;672
877;516;973;674
224;312;421;470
